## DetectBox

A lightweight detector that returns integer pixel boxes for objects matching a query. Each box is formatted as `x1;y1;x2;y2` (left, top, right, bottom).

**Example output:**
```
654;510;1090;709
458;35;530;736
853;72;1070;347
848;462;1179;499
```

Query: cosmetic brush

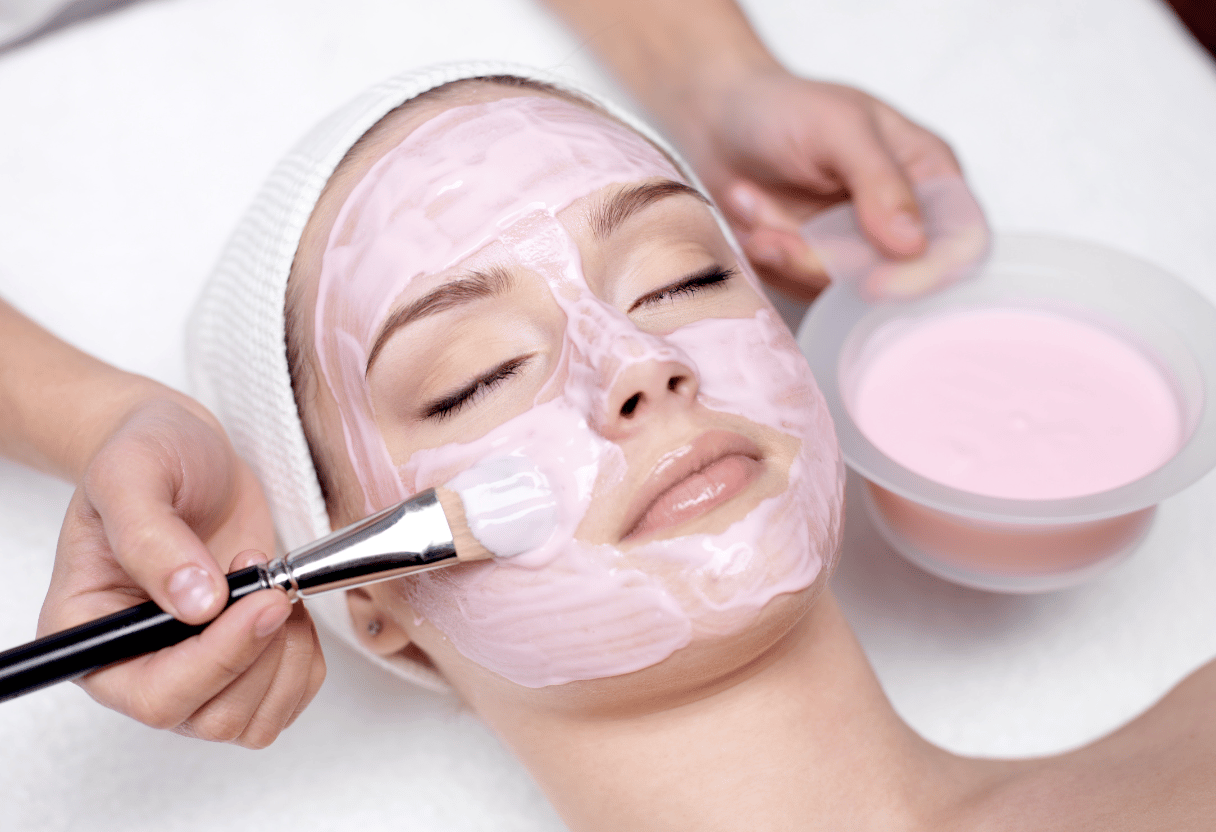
0;457;555;703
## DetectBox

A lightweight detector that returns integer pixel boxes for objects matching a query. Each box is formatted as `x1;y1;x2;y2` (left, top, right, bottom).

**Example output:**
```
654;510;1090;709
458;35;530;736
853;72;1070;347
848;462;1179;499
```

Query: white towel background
1;1;1214;829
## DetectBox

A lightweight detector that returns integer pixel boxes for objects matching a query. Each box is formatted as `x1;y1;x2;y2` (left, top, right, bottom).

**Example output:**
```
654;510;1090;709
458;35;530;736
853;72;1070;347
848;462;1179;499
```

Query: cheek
397;309;845;691
404;543;695;689
395;394;619;564
368;268;573;474
666;307;825;439
393;394;683;690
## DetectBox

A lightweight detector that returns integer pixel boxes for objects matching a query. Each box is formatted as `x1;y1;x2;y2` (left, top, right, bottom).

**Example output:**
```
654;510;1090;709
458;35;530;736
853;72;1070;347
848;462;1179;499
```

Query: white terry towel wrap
187;60;711;693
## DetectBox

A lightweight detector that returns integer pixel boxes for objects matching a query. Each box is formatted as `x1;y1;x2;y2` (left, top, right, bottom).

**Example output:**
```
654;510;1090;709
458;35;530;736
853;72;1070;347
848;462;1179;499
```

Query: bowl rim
797;232;1216;525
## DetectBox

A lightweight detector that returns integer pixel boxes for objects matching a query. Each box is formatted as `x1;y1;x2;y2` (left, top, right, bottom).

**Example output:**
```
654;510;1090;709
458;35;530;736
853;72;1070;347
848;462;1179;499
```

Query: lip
621;430;765;542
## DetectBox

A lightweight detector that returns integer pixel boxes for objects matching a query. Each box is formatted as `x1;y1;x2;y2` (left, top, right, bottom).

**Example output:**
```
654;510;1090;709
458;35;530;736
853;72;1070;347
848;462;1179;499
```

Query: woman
190;64;1216;829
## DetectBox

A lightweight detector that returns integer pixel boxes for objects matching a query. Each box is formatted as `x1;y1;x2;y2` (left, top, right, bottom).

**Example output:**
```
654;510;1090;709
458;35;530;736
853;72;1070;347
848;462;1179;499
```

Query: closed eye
423;355;531;421
627;265;737;313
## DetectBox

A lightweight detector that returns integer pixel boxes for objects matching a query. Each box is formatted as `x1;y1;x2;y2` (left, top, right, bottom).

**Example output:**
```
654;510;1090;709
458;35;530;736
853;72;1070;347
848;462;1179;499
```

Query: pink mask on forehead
315;95;684;511
315;95;843;688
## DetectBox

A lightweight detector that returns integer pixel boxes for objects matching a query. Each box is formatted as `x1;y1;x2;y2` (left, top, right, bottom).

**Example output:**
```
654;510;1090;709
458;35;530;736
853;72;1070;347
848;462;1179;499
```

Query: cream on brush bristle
437;457;559;561
435;486;494;563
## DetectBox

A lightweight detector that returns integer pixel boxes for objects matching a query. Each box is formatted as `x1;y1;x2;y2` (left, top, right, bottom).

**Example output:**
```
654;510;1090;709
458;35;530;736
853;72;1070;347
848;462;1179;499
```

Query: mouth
622;430;764;542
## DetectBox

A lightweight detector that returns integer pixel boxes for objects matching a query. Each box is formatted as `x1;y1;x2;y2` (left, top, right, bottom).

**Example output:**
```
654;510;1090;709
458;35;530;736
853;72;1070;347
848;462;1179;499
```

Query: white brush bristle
446;457;557;559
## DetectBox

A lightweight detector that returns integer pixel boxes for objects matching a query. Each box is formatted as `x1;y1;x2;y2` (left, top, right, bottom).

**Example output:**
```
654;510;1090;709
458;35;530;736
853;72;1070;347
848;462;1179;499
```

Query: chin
394;420;844;719
547;580;823;718
414;574;826;720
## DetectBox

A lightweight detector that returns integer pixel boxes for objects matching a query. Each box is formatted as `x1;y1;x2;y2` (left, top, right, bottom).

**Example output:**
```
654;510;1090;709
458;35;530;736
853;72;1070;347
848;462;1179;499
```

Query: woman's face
295;84;843;713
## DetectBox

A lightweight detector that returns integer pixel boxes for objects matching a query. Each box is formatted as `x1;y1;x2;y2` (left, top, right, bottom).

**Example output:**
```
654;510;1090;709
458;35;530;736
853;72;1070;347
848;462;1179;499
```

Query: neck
477;593;1000;831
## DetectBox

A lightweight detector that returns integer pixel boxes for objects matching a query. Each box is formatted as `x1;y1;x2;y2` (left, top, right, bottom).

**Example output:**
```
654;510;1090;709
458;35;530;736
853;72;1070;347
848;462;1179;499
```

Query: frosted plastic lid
800;176;991;301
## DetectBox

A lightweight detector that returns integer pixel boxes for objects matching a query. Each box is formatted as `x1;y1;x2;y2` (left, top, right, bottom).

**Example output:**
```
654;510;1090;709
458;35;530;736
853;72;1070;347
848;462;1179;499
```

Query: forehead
315;91;686;355
318;85;685;269
335;92;683;272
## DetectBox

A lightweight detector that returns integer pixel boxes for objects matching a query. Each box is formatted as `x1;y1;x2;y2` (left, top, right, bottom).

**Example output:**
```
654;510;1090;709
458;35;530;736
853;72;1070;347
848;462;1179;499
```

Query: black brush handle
0;565;274;704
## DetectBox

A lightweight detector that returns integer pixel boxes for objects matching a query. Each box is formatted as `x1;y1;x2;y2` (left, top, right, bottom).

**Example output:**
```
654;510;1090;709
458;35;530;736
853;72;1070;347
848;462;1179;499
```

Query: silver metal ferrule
264;489;458;601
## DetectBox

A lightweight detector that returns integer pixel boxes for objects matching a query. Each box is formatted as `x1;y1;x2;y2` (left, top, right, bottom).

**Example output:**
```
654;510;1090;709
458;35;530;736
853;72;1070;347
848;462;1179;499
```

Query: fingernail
752;243;785;266
729;184;758;222
796;246;826;276
255;603;291;639
889;211;925;247
233;548;269;570
168;565;220;620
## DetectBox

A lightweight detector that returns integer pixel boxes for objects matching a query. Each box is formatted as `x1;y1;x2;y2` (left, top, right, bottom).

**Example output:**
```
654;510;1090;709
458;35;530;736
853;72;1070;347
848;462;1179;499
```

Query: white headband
187;61;705;692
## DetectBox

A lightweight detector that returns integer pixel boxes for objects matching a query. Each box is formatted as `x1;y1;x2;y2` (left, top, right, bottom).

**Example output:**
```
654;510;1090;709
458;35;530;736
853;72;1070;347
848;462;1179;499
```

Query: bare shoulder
954;661;1216;832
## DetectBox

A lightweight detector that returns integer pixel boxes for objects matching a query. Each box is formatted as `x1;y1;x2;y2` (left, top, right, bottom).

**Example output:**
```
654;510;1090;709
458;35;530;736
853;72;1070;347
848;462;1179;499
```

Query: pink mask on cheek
316;96;844;688
315;96;684;513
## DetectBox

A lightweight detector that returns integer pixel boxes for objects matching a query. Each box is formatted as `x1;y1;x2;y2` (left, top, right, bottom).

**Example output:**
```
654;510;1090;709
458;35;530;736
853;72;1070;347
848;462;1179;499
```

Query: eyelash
419;268;733;420
630;265;738;312
424;356;529;421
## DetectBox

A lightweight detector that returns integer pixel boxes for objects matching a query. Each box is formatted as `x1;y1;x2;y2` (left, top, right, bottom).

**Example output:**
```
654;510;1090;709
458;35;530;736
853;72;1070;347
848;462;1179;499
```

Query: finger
180;604;321;748
179;552;316;747
85;423;234;624
284;611;327;731
82;589;292;729
234;606;324;748
39;488;174;635
825;113;927;259
725;181;829;300
285;644;328;731
740;227;829;302
229;548;269;571
178;626;287;745
282;608;325;729
873;105;963;183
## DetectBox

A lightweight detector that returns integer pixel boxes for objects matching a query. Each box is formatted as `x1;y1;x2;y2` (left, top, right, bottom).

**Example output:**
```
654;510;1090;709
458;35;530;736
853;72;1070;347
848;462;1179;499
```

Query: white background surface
1;1;1214;829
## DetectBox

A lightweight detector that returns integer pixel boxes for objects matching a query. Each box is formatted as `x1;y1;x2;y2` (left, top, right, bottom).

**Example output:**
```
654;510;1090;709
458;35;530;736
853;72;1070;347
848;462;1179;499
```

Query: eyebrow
365;265;513;374
590;180;710;241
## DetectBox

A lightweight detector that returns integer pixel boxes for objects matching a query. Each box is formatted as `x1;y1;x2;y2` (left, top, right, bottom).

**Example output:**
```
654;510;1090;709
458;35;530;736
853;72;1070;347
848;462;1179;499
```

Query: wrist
0;300;215;484
654;60;787;155
546;0;782;141
636;19;781;134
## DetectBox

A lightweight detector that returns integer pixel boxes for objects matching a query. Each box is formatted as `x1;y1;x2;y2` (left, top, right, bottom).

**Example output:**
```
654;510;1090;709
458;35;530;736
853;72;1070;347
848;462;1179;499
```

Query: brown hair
283;76;606;518
283;74;687;521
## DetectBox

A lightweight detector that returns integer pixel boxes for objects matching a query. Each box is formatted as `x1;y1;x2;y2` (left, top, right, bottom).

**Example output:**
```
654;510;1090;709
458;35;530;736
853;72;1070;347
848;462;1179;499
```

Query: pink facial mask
316;96;843;687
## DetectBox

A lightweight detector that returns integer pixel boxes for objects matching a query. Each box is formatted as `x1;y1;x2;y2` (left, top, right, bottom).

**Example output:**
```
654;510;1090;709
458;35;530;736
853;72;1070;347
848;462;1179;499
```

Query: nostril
668;376;682;392
620;393;642;418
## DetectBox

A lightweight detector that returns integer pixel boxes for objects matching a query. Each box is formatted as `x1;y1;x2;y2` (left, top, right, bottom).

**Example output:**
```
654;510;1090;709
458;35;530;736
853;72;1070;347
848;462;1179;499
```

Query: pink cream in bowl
799;223;1216;593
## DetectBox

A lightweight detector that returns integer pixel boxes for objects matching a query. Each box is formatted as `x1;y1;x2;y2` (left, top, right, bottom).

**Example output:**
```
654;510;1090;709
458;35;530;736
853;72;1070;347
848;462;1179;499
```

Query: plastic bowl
797;233;1216;592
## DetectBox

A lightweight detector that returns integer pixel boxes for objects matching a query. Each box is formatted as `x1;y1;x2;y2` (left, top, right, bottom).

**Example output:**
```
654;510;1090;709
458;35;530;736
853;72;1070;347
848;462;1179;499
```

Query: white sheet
2;1;1214;829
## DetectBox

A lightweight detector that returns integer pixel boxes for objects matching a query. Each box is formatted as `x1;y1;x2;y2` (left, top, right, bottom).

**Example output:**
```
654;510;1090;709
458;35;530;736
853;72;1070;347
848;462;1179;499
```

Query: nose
558;291;699;440
596;351;699;441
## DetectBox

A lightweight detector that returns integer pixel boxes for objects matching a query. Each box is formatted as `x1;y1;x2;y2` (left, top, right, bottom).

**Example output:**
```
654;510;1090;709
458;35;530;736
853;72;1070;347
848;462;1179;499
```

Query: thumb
724;181;828;299
829;130;927;259
82;410;237;624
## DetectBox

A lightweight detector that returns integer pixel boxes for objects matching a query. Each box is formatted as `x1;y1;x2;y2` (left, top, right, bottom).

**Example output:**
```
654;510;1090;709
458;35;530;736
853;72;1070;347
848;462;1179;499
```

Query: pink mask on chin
316;96;843;687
